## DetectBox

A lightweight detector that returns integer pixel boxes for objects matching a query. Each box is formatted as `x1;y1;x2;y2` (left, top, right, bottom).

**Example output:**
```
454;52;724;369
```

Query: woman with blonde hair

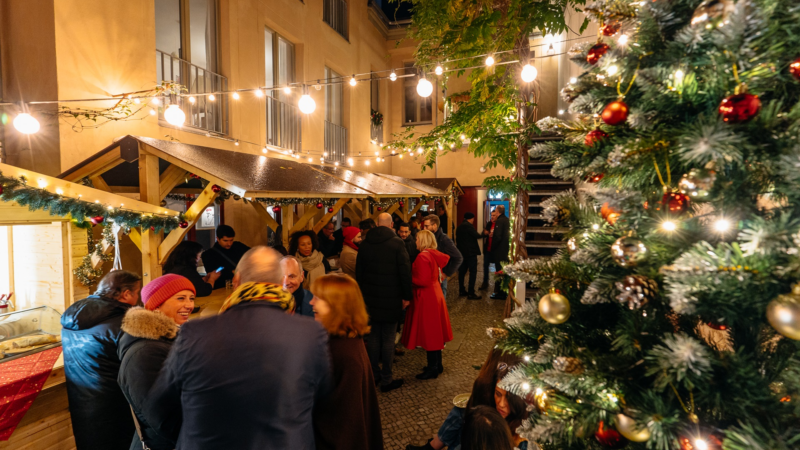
310;274;384;450
402;229;453;380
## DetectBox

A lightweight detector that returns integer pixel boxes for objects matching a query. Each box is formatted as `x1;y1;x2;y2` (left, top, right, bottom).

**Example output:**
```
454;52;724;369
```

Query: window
265;28;301;151
370;74;383;143
325;67;347;163
323;0;349;40
403;62;433;125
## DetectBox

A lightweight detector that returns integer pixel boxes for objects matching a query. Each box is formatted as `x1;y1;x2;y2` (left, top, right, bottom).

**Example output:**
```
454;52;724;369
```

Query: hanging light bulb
570;77;577;84
435;65;443;76
365;160;371;166
546;44;555;56
674;69;685;84
348;158;354;166
234;140;240;146
334;161;339;166
262;148;268;153
232;92;240;100
618;34;629;45
713;218;731;233
298;88;316;114
254;89;264;98
661;220;677;231
521;63;538;82
417;77;433;98
149;109;156;116
283;87;292;94
607;65;619;76
188;96;196;104
209;94;216;101
151;97;161;105
13;113;40;134
133;98;141;104
485;55;495;67
417;147;424;154
350;75;357;86
389;71;397;81
163;104;186;126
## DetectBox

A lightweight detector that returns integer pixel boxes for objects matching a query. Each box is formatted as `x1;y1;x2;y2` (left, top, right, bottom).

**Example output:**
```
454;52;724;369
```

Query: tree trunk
513;39;532;264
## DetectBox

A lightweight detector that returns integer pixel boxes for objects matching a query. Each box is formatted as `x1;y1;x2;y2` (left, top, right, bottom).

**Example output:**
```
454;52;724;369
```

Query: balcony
157;50;228;135
325;121;348;164
266;96;302;152
323;0;349;40
370;122;383;144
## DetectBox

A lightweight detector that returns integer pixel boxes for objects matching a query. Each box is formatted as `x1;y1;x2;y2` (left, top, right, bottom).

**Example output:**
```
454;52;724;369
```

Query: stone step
529;179;573;186
525;240;566;248
526;227;567;234
528;190;565;196
527;169;552;176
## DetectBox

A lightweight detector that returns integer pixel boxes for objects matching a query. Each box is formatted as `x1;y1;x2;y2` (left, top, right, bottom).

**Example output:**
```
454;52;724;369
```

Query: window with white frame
265;28;300;151
403;62;433;125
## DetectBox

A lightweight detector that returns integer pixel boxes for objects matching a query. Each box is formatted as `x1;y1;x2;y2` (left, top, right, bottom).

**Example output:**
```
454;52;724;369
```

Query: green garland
72;223;115;288
0;173;183;232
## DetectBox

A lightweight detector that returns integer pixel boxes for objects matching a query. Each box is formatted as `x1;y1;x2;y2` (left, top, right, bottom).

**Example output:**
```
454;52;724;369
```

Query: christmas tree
498;0;800;448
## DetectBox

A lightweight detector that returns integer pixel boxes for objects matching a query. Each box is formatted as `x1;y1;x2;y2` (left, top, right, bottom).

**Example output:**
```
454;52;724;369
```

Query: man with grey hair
280;255;314;317
145;246;332;449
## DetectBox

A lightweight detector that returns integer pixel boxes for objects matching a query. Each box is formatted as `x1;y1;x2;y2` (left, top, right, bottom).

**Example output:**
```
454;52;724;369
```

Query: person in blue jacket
281;255;314;317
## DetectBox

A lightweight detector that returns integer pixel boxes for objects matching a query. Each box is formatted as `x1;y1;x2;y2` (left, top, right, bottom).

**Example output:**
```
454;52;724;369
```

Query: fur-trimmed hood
121;307;179;340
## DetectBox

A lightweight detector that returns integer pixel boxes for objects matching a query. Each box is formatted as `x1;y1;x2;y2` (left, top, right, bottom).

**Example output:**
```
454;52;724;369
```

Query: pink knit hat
141;274;196;311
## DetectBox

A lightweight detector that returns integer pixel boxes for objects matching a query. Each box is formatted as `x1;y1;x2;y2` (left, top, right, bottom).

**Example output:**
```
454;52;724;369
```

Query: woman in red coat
402;229;454;380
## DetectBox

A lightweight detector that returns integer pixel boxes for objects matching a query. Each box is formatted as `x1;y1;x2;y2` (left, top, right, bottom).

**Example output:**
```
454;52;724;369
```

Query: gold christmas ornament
615;414;651;442
486;327;509;340
538;288;571;324
678;168;716;198
610;236;648;267
552;356;584;375
767;284;800;340
690;0;734;28
526;388;561;414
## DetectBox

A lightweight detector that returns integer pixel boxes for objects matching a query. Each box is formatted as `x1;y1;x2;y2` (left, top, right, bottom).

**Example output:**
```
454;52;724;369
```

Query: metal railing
323;0;349;40
325;121;348;164
370;122;383;144
266;96;302;152
157;50;228;135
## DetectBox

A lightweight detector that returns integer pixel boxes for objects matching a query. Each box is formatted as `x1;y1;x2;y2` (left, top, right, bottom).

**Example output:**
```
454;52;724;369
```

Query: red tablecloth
0;347;63;440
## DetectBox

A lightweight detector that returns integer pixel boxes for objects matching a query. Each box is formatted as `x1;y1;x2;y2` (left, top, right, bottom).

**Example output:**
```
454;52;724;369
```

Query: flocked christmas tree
497;0;800;449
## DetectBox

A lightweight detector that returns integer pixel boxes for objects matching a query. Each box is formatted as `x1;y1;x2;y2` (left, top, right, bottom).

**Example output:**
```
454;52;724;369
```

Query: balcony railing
323;0;349;40
325;121;348;164
370;122;383;144
157;50;228;135
267;96;302;152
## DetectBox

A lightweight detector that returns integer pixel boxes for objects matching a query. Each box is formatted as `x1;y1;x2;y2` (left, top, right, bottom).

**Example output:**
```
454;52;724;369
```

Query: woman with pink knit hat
117;274;196;450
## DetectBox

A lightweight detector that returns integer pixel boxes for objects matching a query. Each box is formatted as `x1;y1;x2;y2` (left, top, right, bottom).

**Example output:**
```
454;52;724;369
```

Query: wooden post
290;204;322;236
158;184;219;264
281;205;295;249
361;199;370;221
251;202;281;234
313;198;350;233
445;196;455;239
402;197;410;222
139;150;162;285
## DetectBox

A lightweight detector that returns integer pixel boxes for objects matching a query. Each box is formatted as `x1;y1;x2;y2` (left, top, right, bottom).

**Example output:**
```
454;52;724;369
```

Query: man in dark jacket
422;214;464;299
61;270;141;450
481;205;511;299
144;246;332;449
356;213;412;393
397;222;419;264
317;220;338;258
331;217;350;255
201;224;251;289
456;212;483;299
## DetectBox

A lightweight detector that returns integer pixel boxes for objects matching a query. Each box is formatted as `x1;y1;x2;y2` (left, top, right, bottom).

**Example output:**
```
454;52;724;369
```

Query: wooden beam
313;198;350;233
342;203;360;221
402;197;410;221
129;228;142;251
371;202;399;220
409;199;425;219
139;149;162;285
158;184;219;264
361;199;370;221
250;202;280;233
445;196;455;239
140;143;246;198
159;165;189;200
89;176;111;192
281;206;294;249
289;205;322;235
61;147;125;182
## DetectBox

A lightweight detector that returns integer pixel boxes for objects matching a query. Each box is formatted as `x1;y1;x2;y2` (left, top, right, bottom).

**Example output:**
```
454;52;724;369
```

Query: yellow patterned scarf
218;282;295;314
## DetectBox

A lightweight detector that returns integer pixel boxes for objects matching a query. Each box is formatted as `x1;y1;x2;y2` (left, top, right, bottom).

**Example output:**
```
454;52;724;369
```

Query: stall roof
411;177;464;195
58;135;446;199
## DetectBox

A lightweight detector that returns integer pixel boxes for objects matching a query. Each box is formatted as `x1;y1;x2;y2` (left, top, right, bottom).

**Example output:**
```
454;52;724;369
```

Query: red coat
401;249;454;351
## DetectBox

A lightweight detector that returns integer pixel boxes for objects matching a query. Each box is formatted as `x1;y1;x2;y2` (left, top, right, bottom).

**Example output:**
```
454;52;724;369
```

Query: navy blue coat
61;296;135;450
143;301;333;450
293;286;315;318
355;226;413;323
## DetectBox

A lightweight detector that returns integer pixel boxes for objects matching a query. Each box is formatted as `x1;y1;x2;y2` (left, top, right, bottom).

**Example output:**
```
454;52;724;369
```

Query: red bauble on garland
179;221;189;229
585;129;608;147
789;57;800;81
90;216;104;225
595;421;628;449
272;205;281;213
316;202;324;209
327;207;334;213
600;22;621;36
211;185;221;193
377;206;383;211
718;93;761;123
586;43;610;65
0;186;4;195
586;173;605;183
661;191;691;215
602;100;629;126
399;201;404;207
190;173;200;179
706;321;728;331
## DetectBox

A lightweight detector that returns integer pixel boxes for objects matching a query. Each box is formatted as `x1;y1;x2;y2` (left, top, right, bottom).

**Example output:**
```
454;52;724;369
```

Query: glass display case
0;306;62;362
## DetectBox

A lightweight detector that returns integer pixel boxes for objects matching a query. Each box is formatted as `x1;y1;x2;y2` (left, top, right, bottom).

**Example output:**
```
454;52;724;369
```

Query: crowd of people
59;205;518;450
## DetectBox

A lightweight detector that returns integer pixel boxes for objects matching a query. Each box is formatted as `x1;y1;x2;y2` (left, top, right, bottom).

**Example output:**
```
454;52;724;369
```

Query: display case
0;306;62;362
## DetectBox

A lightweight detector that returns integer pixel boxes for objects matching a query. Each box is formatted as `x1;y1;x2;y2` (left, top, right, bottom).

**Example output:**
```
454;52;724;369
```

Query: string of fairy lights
5;34;597;168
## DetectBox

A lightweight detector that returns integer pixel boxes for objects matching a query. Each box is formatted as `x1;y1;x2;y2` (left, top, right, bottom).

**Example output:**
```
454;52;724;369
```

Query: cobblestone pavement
378;261;506;449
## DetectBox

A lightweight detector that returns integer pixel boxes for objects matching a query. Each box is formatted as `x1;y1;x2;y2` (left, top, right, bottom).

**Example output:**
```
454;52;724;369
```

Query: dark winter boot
405;439;435;450
417;351;440;380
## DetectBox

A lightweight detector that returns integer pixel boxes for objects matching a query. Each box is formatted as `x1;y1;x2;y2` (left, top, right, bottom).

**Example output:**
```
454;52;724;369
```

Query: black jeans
482;253;504;285
459;255;478;294
365;320;397;386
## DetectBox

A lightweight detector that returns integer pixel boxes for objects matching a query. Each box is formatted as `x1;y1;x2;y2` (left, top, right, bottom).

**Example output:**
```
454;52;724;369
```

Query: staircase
526;157;573;258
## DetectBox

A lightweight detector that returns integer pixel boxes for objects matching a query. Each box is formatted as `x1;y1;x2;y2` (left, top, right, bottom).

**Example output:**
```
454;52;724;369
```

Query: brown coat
340;245;358;278
313;336;384;450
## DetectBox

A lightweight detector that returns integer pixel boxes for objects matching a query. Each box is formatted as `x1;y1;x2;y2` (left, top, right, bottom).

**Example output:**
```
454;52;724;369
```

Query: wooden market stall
0;161;183;449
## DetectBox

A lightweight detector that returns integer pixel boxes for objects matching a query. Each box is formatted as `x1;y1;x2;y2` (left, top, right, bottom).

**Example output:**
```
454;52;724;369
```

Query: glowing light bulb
334;161;339;166
437;143;443;150
674;69;685;83
188;96;196;104
521;64;538;82
348;158;354;166
546;44;555;56
521;383;531;391
13;113;40;134
262;148;268;153
164;104;186;126
485;55;495;67
324;152;328;157
133;98;141;104
232;92;240;100
298;94;316;114
234;140;239;146
56;188;63;195
283;87;292;94
713;218;731;232
694;439;708;450
308;157;313;162
569;77;577;83
350;76;357;86
365;160;371;166
208;94;216;101
662;220;677;231
417;147;424;154
435;65;443;76
618;34;629;45
417;78;433;98
389;71;397;81
151;97;160;105
607;65;619;76
592;224;600;230
524;355;531;362
254;89;264;97
460;134;466;141
149;109;156;116
558;109;564;115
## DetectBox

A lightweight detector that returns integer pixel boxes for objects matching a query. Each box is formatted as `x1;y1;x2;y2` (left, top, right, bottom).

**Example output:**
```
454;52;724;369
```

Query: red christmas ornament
661;191;691;215
718;93;761;123
585;129;609;147
179;221;189;229
601;202;621;225
0;186;4;195
789;57;800;81
90;216;104;225
211;185;222;193
586;173;605;183
595;421;628;449
706;321;728;331
600;22;621;36
272;205;281;213
586;43;610;65
377;206;383;211
399;201;404;207
327;207;334;213
190;173;200;179
316;202;324;209
602;100;629;126
150;226;156;232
